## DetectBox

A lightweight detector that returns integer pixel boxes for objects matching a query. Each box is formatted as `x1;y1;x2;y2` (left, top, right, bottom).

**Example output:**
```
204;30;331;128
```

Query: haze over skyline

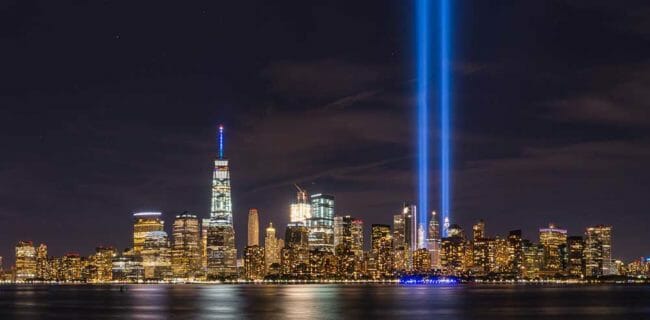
2;1;650;265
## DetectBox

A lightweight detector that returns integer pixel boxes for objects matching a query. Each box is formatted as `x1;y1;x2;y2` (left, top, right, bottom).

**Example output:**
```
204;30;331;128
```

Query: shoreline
2;279;649;286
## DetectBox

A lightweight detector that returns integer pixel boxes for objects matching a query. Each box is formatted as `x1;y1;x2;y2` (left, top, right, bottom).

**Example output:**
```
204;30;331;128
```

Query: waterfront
1;284;649;319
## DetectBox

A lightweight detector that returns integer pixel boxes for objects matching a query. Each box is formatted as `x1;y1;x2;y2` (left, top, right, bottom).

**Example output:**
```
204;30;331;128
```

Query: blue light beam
440;0;451;237
416;0;430;244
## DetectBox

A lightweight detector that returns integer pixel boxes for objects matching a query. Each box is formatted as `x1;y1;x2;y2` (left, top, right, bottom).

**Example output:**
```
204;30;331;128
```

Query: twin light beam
417;0;451;239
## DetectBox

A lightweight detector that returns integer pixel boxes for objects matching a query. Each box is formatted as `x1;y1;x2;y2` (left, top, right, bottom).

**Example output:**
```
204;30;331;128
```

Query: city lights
3;126;647;284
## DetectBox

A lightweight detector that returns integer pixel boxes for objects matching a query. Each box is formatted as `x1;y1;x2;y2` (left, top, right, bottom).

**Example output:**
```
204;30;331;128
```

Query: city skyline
1;125;645;279
0;122;647;267
2;1;650;268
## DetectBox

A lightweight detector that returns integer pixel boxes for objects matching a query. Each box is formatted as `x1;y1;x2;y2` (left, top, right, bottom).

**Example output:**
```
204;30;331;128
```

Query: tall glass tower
206;125;237;278
308;194;335;252
210;125;233;224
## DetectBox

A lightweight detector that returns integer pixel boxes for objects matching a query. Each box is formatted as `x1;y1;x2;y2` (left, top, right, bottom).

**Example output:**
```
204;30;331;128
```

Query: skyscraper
264;222;281;272
333;215;364;278
308;194;335;252
15;241;36;281
539;223;567;276
427;211;441;269
440;224;466;275
133;212;164;254
243;245;265;280
36;243;48;280
142;230;172;281
248;208;260;247
289;186;311;225
172;212;201;280
507;230;524;276
371;224;393;278
90;246;116;282
403;203;418;252
522;240;544;279
567;236;585;278
282;224;310;276
206;125;237;279
472;220;485;241
585;225;613;277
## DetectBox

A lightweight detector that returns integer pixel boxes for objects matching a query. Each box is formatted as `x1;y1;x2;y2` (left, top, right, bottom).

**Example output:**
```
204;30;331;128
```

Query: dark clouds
1;0;649;266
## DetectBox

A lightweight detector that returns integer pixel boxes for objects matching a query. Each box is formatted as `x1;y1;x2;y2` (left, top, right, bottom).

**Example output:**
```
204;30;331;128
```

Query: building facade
585;225;613;277
172;212;201;280
133;212;164;254
307;194;335;253
15;241;36;281
539;223;567;276
248;209;260;247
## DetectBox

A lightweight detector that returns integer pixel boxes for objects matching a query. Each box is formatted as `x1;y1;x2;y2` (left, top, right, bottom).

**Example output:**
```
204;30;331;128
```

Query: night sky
2;1;649;266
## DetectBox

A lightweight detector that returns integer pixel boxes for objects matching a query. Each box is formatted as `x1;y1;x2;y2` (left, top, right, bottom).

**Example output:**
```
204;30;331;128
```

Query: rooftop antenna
218;124;224;159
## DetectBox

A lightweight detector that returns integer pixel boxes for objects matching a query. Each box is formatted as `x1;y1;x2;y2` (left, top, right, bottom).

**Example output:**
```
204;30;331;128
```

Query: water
1;284;649;319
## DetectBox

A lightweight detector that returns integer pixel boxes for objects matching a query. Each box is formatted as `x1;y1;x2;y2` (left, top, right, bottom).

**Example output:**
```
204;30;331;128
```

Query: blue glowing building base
399;275;460;285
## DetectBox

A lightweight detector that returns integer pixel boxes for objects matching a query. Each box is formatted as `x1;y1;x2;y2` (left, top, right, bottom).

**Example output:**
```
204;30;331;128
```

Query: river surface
0;284;649;319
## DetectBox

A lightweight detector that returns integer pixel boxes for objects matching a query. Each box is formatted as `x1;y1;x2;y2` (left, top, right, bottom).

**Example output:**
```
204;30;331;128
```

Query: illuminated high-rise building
201;218;209;269
61;253;82;282
282;224;310;276
522;240;544;279
264;222;281;272
133;212;164;254
567;236;585;278
172;212;201;280
492;236;510;273
472;220;485;241
507;230;524;276
392;213;407;271
333;216;364;278
334;216;364;258
585;225;613;277
440;225;466;275
15;241;36;281
427;211;442;269
351;219;364;259
472;237;492;275
206;125;237;278
243;245;265;280
142;231;172;281
36;243;48;280
371;224;393;278
392;203;417;271
308;194;335;252
403;204;418;252
90;246;116;282
539;223;567;275
111;248;144;282
413;248;431;272
47;256;63;281
248;208;260;247
417;224;426;249
309;250;337;279
290;186;311;225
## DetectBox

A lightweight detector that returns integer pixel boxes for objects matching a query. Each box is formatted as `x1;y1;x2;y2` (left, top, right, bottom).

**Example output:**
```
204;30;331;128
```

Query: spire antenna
218;124;224;159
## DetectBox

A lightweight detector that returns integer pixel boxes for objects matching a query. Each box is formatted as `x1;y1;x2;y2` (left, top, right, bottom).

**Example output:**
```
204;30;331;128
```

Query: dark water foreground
1;284;649;319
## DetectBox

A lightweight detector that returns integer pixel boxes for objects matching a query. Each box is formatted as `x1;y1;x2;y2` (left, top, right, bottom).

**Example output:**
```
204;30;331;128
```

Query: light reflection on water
0;284;649;319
